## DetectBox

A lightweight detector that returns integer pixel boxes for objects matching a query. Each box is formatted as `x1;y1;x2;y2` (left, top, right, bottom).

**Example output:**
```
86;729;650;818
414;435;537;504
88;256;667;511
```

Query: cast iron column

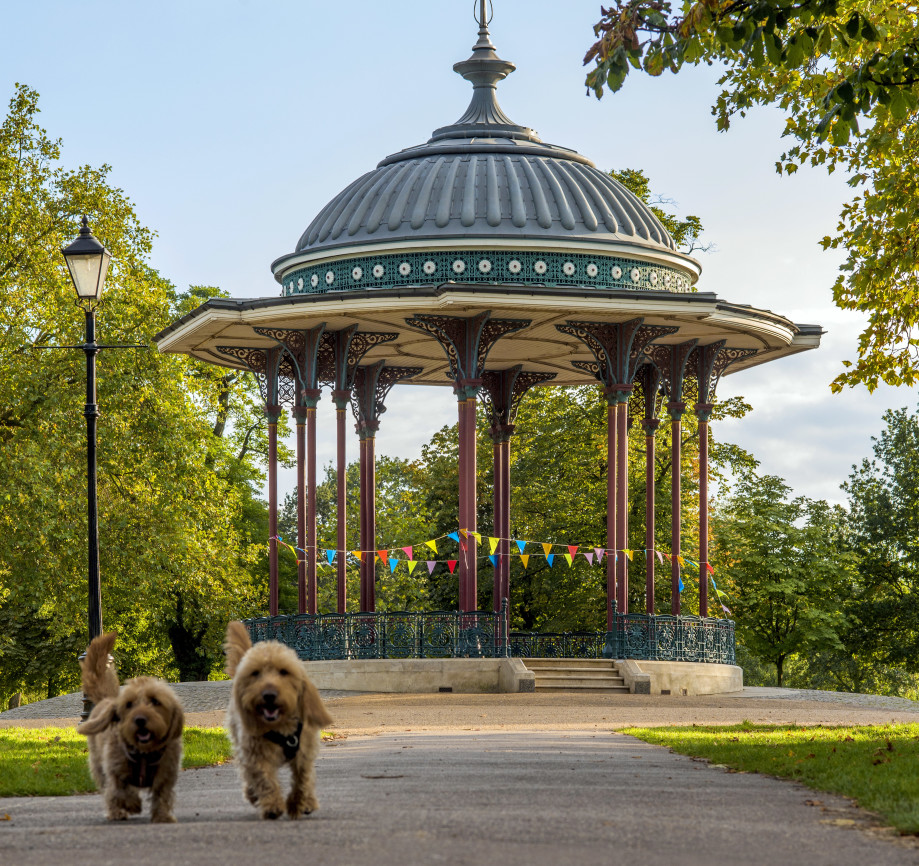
616;391;630;612
332;390;350;613
634;363;663;614
406;313;529;612
293;407;307;612
606;390;618;628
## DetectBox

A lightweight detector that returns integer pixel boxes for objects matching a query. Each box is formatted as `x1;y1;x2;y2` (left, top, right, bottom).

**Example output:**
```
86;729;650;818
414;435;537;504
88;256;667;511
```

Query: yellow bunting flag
460;529;468;538
563;553;573;567
470;531;482;543
425;539;438;554
541;542;553;557
676;555;686;567
489;536;499;554
351;550;363;561
407;560;418;575
520;554;530;570
623;549;634;561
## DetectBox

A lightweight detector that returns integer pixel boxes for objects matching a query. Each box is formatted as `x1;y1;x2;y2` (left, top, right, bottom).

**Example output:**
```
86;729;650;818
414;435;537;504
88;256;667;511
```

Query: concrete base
624;660;743;695
301;658;536;694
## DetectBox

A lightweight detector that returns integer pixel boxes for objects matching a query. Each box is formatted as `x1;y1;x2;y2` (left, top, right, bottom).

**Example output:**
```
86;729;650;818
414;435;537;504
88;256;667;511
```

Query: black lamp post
61;216;111;651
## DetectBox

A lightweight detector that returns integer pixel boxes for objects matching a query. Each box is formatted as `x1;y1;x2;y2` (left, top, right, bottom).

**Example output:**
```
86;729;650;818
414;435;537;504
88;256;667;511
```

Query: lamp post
62;217;111;651
37;216;144;721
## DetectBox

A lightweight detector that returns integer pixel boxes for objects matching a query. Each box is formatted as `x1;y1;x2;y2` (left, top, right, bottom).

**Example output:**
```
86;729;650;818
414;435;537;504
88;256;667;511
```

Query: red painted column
333;391;349;614
358;435;377;612
306;402;318;615
668;403;684;616
698;411;711;618
267;408;280;616
616;395;630;614
500;437;511;610
294;409;307;614
605;392;617;629
644;423;658;614
492;437;503;613
458;397;478;611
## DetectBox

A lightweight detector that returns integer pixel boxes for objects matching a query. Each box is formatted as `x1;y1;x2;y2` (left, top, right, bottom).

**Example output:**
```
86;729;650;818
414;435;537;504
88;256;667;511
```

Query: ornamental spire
429;0;537;141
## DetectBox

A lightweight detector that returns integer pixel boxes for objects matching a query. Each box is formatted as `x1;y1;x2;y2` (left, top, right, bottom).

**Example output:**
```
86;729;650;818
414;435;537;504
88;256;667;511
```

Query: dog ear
77;697;119;735
224;620;252;677
298;674;334;729
165;697;185;742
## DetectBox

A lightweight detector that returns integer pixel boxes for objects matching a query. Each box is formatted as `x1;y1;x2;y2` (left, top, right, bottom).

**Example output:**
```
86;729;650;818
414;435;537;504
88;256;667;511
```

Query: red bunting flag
567;545;579;558
377;549;389;565
447;560;458;574
705;562;715;575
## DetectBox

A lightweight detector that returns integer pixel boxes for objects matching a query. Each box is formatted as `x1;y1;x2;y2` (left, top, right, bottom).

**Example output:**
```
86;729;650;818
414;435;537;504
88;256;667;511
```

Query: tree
0;85;270;700
711;472;853;685
584;3;919;391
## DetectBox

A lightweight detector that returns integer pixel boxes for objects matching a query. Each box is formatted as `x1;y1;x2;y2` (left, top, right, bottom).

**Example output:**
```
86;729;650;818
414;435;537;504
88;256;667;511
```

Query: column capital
454;378;483;401
641;417;661;436
264;404;283;424
666;400;686;420
695;402;715;423
489;422;516;443
331;388;351;410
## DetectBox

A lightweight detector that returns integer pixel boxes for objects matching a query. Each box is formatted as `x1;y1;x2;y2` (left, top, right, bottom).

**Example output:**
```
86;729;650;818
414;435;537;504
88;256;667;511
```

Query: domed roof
271;12;701;291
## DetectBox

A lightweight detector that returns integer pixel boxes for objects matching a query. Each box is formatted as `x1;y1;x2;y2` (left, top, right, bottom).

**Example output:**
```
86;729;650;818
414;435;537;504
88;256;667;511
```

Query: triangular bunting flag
546;553;555;567
459;529;468;538
594;547;604;562
623;549;634;561
402;546;413;560
326;549;336;565
563;553;573;567
582;551;594;565
705;562;715;575
407;560;418;575
655;550;664;564
722;605;732;616
425;539;438;554
515;539;526;553
520;554;529;569
378;549;389;564
447;559;458;574
389;558;398;574
678;576;684;592
448;532;460;543
676;555;686;567
716;588;728;598
352;550;363;562
488;554;497;567
567;545;579;558
542;542;552;556
426;560;436;574
489;536;499;554
470;531;482;543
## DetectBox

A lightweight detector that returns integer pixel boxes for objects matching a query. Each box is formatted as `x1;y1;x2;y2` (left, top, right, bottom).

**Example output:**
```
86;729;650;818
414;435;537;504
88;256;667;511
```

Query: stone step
526;667;623;679
534;673;626;686
536;681;631;692
521;657;613;668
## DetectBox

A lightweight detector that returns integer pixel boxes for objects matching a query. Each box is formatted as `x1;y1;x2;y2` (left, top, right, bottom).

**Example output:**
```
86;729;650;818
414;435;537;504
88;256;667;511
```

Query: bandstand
154;4;822;690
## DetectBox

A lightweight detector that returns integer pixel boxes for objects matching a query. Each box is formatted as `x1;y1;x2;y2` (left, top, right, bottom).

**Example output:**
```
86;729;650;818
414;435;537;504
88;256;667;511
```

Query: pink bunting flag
594;547;604;563
655;550;664;564
582;551;594;565
447;560;458;574
402;546;413;560
426;561;436;574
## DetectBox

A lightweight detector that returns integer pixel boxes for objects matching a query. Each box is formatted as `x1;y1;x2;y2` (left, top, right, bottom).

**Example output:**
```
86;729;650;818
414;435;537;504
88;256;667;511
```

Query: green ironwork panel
280;249;692;297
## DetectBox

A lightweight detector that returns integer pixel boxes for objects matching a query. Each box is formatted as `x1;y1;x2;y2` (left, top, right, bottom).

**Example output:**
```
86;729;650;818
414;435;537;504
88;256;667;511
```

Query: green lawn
0;726;233;797
623;723;919;834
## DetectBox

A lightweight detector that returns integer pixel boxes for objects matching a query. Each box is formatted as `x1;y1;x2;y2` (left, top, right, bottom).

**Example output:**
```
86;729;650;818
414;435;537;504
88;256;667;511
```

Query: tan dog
77;632;184;823
224;620;333;820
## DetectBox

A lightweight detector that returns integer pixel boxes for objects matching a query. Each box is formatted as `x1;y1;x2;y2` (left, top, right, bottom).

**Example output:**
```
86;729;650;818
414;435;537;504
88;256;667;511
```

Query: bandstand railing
242;605;735;665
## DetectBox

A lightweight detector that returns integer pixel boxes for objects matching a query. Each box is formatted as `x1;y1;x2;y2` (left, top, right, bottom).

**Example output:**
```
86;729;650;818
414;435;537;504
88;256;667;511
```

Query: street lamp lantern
62;215;111;304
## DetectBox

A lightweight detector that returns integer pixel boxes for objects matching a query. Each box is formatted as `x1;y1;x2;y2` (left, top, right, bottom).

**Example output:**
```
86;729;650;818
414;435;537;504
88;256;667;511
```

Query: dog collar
121;741;165;788
263;720;303;761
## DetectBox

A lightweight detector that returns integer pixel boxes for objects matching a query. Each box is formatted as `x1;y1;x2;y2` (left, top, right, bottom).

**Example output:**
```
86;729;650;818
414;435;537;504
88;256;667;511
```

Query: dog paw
151;812;177;824
245;785;259;805
287;793;318;819
261;808;282;820
107;809;129;821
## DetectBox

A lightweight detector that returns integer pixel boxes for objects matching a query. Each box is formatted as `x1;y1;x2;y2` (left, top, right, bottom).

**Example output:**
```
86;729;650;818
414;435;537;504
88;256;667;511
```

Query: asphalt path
2;729;917;866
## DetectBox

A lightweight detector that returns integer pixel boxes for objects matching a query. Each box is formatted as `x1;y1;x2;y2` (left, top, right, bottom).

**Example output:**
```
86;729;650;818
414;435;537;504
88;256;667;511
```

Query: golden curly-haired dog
224;620;333;820
77;632;184;823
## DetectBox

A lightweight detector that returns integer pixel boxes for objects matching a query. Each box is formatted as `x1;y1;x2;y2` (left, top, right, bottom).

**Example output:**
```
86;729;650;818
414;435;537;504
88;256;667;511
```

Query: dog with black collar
223;621;333;820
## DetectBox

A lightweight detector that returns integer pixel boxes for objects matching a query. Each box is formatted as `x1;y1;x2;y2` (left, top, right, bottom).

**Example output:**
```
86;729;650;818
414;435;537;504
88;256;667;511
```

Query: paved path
1;730;916;866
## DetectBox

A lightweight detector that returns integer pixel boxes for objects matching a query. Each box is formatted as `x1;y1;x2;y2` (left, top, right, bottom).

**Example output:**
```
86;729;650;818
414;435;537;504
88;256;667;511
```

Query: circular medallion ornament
372;264;385;278
630;267;641;283
297;277;304;291
534;260;547;275
423;260;437;275
586;263;598;278
562;261;575;276
611;265;622;280
352;266;363;281
508;259;522;274
664;273;671;286
649;271;659;286
399;262;412;276
478;259;492;274
310;274;319;288
325;271;335;285
452;259;466;274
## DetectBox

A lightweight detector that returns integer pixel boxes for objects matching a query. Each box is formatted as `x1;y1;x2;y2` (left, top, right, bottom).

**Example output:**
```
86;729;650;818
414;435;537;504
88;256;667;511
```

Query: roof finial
475;0;492;29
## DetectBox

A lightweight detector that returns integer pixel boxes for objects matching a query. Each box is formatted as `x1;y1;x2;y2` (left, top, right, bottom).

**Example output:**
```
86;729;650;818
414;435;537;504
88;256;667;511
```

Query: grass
623;722;919;834
0;726;233;797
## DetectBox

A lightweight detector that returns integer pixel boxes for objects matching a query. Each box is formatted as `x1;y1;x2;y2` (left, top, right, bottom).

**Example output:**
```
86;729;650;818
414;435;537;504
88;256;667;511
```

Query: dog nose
261;689;278;707
134;715;148;729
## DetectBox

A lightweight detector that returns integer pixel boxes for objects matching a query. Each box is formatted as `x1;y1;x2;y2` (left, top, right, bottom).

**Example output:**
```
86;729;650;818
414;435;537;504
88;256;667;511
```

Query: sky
3;0;909;505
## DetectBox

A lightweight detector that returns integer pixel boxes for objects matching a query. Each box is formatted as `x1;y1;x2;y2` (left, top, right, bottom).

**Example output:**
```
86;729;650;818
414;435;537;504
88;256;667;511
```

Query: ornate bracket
405;312;529;399
632;362;663;435
350;361;422;439
254;325;331;408
687;343;759;420
215;344;297;417
643;340;698;419
479;366;556;441
322;328;399;407
557;319;678;403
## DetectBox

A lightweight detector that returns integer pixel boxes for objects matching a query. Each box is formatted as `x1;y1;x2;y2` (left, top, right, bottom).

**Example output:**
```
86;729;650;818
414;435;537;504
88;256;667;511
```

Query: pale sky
4;0;908;505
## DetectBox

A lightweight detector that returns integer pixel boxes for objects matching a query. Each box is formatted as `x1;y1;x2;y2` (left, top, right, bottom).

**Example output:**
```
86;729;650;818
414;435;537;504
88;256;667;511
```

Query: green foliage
584;4;919;390
0;725;232;797
624;723;919;834
0;85;271;702
712;473;855;685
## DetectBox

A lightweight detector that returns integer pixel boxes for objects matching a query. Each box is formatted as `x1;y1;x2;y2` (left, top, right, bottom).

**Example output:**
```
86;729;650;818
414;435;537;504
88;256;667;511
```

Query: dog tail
80;632;119;703
224;620;252;677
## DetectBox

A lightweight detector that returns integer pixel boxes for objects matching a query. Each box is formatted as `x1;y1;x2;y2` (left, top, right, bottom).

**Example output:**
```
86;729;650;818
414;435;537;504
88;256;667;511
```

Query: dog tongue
262;707;280;722
136;731;152;743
